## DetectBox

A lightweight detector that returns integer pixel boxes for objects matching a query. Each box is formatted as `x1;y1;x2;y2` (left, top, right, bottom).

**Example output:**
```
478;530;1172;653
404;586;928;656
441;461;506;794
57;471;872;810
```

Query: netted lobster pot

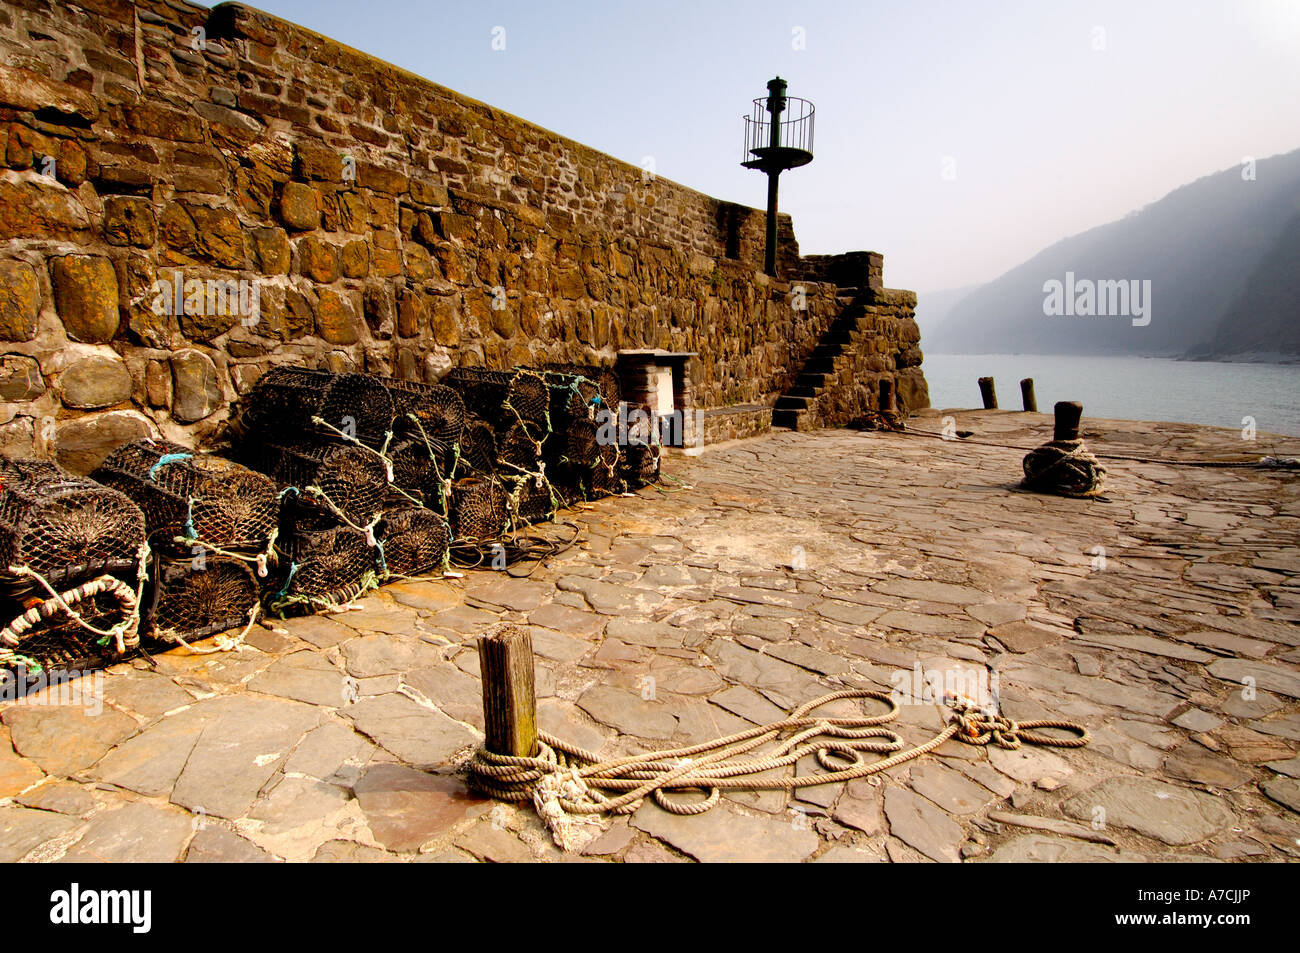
0;461;145;591
1;576;138;687
542;363;621;411
380;377;465;449
450;478;509;541
144;553;259;645
241;366;395;448
586;445;623;499
443;367;551;430
269;524;376;615
456;418;497;477
506;477;557;528
621;443;661;489
250;438;388;529
377;506;451;578
551;416;603;470
91;440;279;556
541;370;605;425
387;439;443;509
496;420;546;474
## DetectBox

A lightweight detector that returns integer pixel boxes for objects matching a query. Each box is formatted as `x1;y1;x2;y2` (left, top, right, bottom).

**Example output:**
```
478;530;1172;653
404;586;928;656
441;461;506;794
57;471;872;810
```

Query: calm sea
922;353;1300;437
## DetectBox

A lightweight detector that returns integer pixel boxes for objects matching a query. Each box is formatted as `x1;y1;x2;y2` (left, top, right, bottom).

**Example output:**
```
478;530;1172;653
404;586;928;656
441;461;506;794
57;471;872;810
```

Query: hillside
925;149;1300;358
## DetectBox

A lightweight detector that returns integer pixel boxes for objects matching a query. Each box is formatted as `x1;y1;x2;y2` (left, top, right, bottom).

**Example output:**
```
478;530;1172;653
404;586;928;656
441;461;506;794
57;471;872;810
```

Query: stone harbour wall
0;0;925;472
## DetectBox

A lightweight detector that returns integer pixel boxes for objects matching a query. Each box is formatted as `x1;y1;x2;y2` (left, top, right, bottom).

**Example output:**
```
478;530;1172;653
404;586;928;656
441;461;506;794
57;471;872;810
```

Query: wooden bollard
879;378;895;413
477;625;538;757
1020;378;1037;412
978;376;998;409
1054;401;1083;442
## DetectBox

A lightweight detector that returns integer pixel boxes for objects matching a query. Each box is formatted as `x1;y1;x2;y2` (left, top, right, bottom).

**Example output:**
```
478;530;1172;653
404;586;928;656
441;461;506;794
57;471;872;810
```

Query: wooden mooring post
978;376;998;409
1020;378;1037;412
879;377;895;413
1054;400;1083;441
477;625;538;757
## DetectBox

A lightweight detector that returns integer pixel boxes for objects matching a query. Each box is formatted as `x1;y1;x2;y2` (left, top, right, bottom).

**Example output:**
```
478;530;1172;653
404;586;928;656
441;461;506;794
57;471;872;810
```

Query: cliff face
0;0;924;470
926;149;1300;359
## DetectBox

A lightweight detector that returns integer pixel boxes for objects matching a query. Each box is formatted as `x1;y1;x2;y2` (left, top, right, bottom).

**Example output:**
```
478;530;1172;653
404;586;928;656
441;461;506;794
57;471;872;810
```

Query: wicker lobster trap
242;366;395;447
267;524;377;615
379;377;465;449
450;477;509;541
92;440;279;558
443;367;551;431
455;418;498;478
540;363;621;411
376;506;451;578
504;475;558;528
0;459;146;594
243;438;388;530
144;552;260;645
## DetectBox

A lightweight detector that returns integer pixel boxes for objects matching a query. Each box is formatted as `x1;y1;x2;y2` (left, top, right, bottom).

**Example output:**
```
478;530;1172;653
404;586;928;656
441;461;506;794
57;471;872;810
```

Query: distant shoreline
925;350;1300;366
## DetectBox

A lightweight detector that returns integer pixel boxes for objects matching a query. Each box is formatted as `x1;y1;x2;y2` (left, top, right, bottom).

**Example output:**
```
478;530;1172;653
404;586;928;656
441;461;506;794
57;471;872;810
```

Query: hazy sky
249;0;1300;294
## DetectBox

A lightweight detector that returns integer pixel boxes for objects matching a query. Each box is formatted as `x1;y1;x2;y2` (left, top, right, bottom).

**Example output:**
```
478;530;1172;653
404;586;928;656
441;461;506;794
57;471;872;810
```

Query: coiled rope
467;688;1088;849
0;574;140;669
1021;438;1107;498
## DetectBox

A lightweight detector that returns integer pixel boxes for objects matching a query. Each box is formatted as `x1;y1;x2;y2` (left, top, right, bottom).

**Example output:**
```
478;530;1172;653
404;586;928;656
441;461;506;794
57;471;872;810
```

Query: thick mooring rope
467;688;1088;849
1021;439;1107;497
0;574;140;667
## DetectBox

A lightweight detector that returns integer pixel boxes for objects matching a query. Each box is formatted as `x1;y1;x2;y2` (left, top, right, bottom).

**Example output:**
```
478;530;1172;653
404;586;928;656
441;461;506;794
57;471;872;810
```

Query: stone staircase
772;289;869;431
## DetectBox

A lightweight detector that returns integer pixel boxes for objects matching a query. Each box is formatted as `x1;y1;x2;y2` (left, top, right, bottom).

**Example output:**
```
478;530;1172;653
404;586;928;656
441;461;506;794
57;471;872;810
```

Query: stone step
804;356;836;374
771;407;814;430
775;394;813;410
787;386;820;399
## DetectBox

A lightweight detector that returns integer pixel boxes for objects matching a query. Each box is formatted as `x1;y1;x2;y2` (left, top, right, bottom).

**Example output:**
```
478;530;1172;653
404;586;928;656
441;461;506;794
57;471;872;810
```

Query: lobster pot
542;363;621;412
541;370;604;426
379;378;466;448
550;415;603;470
388;439;444;509
586;444;623;499
621;443;661;490
455;418;497;477
450;478;508;541
0;579;137;688
269;524;376;615
377;507;451;578
443;367;551;430
92;440;279;557
145;553;259;645
496;420;546;474
241;366;395;448
547;469;585;510
505;476;557;528
247;438;388;530
0;460;145;591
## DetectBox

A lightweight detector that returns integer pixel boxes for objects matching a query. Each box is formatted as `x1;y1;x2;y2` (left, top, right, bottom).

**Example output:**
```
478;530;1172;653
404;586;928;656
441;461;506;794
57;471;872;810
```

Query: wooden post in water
978;376;998;409
1054;401;1083;442
1020;378;1037;412
477;625;538;757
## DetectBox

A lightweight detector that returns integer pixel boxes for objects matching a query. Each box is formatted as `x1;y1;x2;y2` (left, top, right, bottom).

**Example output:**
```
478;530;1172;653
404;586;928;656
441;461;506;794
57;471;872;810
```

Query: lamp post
742;76;814;277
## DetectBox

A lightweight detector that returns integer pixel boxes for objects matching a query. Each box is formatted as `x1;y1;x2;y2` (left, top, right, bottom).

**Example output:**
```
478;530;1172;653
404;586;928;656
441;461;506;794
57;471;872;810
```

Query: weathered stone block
103;196;157;248
396;288;424;339
0;64;100;121
189;206;245;268
0;354;44;401
145;359;170;408
298;236;340;283
0;179;90;239
403;242;434;281
170;349;221;422
59;352;132;409
340;240;369;279
51;255;119;343
279;182;321;231
55;410;155;474
248;226;290;274
315;288;360;344
0;260;40;341
430;296;459;347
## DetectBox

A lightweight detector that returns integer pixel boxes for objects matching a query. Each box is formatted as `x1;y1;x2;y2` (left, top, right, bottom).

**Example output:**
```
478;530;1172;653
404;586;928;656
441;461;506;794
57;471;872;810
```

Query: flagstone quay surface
2;408;1298;863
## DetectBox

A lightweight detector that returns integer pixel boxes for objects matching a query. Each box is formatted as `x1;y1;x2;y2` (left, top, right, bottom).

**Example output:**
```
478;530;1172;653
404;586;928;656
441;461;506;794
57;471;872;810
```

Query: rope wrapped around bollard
467;687;1089;850
1021;400;1107;498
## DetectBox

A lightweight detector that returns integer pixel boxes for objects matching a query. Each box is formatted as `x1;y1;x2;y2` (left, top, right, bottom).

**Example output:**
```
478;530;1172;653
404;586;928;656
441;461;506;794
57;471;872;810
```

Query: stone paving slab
0;410;1297;862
